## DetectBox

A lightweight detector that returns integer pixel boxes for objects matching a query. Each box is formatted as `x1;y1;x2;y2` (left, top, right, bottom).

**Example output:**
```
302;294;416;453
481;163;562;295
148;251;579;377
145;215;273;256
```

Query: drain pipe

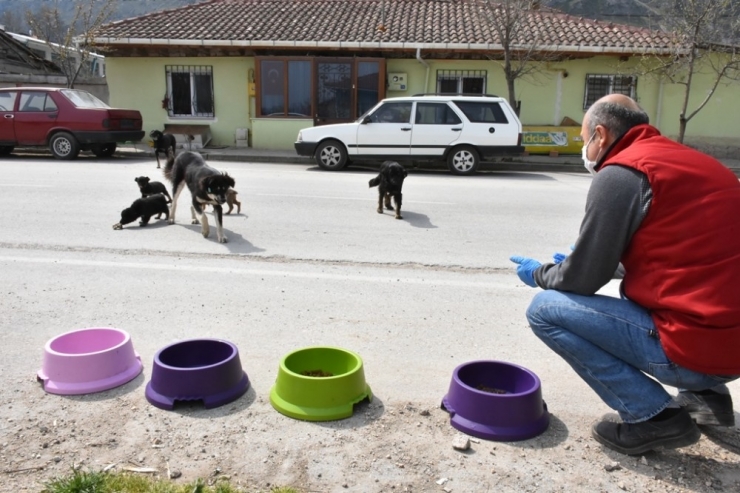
416;47;430;93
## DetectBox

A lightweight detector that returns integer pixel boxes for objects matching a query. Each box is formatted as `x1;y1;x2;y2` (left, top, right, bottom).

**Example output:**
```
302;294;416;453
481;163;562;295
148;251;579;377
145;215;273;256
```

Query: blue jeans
526;290;736;423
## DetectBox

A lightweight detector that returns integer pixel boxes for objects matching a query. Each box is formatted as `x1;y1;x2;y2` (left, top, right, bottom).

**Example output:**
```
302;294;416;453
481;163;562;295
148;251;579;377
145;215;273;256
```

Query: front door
355;101;413;157
315;60;353;126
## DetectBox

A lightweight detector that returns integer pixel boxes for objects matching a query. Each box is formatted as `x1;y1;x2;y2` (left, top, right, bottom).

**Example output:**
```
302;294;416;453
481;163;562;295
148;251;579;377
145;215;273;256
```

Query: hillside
0;0;663;35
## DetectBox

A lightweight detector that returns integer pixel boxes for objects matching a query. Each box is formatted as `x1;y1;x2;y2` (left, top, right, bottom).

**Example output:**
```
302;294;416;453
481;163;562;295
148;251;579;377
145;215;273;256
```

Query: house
91;0;740;155
0;26;108;102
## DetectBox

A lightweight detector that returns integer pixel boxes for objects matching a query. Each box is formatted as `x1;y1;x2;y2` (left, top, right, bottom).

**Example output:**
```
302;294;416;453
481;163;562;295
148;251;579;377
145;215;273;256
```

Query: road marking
254;193;455;205
0;255;511;289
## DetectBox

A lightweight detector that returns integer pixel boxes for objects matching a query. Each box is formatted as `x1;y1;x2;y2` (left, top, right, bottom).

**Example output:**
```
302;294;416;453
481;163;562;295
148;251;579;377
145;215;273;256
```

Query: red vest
600;125;740;375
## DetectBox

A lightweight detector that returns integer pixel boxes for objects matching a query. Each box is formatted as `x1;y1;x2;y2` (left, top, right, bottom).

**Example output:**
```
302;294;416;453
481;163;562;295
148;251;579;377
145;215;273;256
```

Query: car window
19;92;55;112
415;103;462;125
369;102;412;123
61;89;110;109
452;101;509;124
44;95;58;112
0;91;18;112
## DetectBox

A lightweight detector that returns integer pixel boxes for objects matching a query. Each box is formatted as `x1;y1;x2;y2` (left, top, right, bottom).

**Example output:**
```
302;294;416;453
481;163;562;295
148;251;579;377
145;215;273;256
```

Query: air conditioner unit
387;72;407;91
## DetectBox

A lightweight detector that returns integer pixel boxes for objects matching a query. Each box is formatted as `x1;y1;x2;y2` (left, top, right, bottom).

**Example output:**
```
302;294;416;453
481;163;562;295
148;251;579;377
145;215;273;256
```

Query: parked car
0;87;144;159
295;94;524;175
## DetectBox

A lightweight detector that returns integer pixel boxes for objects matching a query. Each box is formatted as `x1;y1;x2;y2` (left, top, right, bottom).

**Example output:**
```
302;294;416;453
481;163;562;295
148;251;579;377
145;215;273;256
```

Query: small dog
368;161;407;219
202;188;241;214
134;176;172;218
164;150;235;243
149;130;177;169
112;194;169;230
225;189;241;214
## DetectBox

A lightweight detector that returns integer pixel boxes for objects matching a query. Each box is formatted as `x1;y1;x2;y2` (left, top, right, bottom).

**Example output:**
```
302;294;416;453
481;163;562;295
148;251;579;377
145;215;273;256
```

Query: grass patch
41;468;300;493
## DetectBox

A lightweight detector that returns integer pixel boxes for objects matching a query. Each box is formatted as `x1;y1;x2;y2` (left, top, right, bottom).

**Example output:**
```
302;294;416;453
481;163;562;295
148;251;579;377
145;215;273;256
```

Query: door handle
3;114;13;119
48;113;57;119
401;127;411;131
451;128;462;132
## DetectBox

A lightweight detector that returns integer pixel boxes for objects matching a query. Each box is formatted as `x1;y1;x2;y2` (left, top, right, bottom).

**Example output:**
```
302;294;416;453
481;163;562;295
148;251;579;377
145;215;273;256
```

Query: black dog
368;161;407;219
134;176;172;218
164;150;235;243
149;130;177;169
112;194;169;230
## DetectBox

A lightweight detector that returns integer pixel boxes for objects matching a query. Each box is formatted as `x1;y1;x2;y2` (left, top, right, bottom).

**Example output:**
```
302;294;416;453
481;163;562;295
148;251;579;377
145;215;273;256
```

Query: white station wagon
295;94;524;175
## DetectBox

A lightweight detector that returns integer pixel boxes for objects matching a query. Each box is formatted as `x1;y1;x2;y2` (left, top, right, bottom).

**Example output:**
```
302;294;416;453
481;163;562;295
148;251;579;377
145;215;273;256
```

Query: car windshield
61;89;110;109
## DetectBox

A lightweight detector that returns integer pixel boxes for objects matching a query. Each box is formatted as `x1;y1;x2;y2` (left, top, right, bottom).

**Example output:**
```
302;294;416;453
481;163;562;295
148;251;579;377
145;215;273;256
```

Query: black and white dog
163;151;235;243
368;161;407;219
149;130;177;169
112;194;169;230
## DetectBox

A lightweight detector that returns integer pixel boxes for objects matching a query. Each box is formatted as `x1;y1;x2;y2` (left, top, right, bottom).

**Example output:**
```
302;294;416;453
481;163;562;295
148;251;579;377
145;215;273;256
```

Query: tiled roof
93;0;676;54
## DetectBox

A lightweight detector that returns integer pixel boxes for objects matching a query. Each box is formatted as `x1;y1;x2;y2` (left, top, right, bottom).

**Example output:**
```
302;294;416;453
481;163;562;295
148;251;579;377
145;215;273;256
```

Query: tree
24;0;117;88
1;9;23;34
635;0;740;143
477;0;560;116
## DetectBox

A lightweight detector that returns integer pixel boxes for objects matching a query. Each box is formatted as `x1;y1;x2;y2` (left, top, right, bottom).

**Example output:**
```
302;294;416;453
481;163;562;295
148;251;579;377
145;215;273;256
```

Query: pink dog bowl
37;327;143;395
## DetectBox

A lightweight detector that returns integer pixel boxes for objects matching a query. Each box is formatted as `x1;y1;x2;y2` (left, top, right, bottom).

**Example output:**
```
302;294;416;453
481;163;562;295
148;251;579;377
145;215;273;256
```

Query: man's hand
553;245;575;264
553;252;567;264
509;256;541;287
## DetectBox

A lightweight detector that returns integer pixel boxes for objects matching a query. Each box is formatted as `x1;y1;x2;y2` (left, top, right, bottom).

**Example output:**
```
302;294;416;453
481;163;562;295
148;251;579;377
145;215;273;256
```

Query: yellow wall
106;53;740;151
106;57;253;146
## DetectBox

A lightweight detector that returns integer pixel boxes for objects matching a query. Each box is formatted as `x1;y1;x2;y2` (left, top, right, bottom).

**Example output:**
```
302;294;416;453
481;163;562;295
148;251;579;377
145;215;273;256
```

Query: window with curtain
166;65;214;117
436;70;487;95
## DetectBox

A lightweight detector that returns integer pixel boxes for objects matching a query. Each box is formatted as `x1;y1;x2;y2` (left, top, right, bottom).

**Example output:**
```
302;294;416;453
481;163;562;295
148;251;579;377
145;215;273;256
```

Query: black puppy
112;194;170;230
134;176;172;218
149;130;177;169
368;161;407;219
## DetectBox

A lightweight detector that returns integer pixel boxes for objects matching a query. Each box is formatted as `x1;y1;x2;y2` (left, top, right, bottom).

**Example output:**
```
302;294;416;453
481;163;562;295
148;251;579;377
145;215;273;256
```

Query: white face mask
581;133;599;175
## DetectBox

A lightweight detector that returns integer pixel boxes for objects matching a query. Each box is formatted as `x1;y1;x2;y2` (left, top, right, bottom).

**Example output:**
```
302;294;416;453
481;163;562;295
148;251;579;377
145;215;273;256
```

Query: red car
0;87;144;159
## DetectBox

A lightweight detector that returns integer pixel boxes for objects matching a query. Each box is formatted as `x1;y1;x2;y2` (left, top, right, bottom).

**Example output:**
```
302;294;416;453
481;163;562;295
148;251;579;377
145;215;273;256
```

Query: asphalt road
0;153;622;416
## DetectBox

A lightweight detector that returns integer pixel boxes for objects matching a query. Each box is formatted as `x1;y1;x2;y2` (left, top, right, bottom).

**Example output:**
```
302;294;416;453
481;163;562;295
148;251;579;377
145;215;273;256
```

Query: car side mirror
362;116;372;124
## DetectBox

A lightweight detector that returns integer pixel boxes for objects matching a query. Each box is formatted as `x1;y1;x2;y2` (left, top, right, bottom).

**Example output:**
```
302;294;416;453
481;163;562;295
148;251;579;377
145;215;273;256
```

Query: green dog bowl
270;346;372;421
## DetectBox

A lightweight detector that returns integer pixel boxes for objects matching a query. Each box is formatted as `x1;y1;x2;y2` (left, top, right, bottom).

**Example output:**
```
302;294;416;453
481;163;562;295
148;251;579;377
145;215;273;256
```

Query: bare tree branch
477;0;562;116
635;0;740;143
24;0;116;88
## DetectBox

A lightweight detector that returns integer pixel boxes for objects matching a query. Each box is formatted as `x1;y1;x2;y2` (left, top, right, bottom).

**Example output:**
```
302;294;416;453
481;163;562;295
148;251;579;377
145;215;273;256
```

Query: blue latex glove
553;252;567;264
509;255;541;287
552;245;575;264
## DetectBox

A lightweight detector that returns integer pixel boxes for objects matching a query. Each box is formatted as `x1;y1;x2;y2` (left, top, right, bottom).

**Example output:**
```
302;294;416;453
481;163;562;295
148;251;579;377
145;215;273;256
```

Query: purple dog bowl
441;360;549;441
145;338;249;410
37;327;143;395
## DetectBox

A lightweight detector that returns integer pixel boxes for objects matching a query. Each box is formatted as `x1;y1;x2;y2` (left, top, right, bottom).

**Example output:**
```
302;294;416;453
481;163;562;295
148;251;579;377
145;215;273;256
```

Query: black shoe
675;390;735;427
591;408;701;455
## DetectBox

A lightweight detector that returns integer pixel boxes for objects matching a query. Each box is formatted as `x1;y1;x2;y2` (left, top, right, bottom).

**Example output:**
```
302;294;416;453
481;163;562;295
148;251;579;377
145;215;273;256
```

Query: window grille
436;70;487;95
583;74;636;110
166;65;214;117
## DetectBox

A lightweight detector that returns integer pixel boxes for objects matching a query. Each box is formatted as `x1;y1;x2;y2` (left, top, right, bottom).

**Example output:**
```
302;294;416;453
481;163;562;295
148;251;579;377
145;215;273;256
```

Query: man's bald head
584;94;649;140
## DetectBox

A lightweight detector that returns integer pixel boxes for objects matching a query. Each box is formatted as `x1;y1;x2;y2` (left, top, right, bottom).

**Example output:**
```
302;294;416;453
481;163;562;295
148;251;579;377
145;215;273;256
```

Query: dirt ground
2;374;740;493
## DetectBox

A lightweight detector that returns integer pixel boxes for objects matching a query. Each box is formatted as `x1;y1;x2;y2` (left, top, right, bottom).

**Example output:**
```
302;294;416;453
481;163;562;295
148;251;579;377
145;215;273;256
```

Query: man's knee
526;290;566;335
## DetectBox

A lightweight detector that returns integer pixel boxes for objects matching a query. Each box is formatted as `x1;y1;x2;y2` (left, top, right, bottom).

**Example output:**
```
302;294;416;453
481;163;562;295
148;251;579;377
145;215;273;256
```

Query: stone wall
0;74;109;102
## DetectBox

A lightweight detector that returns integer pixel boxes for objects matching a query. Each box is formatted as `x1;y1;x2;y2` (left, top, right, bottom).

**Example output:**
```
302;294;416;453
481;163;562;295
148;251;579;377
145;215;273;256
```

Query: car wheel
0;145;13;156
447;145;480;175
315;140;348;171
49;132;80;160
91;143;117;157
